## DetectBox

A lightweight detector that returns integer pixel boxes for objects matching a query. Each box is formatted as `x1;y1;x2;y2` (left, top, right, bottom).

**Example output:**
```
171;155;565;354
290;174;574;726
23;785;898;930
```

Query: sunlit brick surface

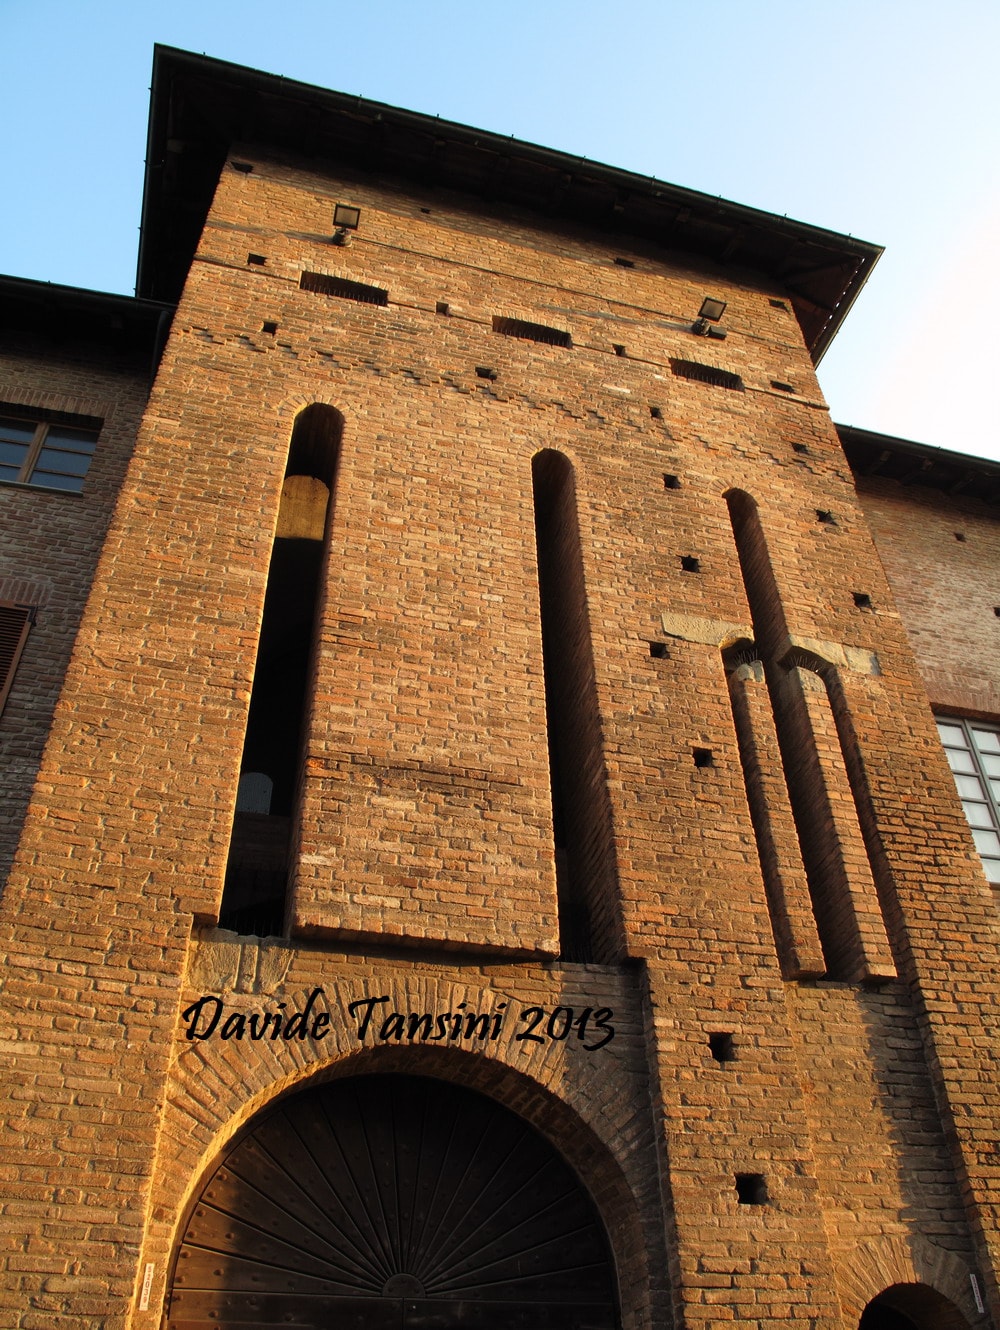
1;138;999;1330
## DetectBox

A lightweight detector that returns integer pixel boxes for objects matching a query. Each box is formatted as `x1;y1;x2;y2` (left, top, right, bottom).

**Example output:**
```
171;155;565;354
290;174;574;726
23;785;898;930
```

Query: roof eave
137;46;882;361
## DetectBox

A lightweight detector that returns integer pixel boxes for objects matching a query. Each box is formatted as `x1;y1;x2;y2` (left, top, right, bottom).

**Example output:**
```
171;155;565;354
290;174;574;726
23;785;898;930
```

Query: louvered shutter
0;603;32;714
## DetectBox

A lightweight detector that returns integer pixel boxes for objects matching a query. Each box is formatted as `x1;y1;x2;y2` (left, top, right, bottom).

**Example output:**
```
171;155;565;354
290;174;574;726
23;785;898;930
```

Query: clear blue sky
2;0;998;458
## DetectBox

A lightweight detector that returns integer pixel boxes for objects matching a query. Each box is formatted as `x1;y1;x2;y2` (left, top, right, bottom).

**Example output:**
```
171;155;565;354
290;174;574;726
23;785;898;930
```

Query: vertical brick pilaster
641;962;844;1329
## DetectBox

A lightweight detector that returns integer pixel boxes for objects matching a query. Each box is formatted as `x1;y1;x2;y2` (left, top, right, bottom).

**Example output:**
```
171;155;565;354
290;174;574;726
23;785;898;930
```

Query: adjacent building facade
2;46;999;1330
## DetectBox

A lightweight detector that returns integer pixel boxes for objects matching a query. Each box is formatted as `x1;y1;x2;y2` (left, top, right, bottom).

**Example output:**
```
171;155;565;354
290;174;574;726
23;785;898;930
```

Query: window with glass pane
0;413;100;492
937;717;1000;885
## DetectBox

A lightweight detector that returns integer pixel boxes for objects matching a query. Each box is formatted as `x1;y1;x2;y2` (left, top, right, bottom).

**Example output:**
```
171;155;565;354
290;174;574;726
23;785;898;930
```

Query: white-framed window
937;717;1000;885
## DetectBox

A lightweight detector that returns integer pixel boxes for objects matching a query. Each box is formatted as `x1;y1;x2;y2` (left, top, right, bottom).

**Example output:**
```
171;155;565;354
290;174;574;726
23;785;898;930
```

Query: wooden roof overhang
0;274;172;375
840;425;1000;504
138;46;882;363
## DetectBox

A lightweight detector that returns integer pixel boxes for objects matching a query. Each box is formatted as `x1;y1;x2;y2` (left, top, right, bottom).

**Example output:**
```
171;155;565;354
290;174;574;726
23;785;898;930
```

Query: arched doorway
860;1283;972;1330
166;1074;619;1328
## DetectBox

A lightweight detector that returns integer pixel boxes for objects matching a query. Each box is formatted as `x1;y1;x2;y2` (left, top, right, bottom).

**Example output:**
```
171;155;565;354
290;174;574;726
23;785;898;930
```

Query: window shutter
0;603;33;715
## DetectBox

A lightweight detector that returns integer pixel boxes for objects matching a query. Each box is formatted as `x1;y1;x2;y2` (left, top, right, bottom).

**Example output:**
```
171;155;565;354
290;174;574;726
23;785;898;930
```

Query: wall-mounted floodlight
692;296;728;337
333;204;361;229
332;204;361;246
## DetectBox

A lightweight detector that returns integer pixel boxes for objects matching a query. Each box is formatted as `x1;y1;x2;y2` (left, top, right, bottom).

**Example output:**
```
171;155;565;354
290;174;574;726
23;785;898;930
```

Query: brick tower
1;46;999;1330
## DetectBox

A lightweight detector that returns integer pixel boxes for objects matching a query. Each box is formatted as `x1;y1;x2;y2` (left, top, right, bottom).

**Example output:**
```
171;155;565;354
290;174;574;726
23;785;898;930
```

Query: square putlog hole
735;1174;768;1205
708;1032;735;1063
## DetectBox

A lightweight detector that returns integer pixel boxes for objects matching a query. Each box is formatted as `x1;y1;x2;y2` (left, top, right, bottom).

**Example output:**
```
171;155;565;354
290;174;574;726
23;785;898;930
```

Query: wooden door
166;1074;618;1329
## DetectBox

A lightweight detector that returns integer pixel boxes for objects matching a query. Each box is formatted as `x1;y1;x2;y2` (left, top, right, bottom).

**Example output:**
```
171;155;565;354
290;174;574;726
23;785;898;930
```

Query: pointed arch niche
724;488;895;983
165;1073;620;1330
219;404;343;936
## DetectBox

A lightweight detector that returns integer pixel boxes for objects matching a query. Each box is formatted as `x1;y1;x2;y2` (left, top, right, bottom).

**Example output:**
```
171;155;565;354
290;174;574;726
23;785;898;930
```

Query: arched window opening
166;1074;619;1330
532;450;620;962
219;405;342;937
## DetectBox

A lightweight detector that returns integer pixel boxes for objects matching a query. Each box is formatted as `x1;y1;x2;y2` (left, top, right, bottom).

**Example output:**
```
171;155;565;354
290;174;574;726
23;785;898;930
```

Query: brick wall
0;331;151;883
1;150;999;1330
857;474;1000;715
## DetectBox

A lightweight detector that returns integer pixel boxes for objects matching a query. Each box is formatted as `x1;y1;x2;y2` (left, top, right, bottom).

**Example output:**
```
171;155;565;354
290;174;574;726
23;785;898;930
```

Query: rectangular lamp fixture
333;203;361;229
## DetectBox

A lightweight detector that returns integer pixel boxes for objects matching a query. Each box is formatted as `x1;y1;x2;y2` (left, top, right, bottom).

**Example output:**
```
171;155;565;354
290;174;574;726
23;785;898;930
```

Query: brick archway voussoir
836;1233;983;1325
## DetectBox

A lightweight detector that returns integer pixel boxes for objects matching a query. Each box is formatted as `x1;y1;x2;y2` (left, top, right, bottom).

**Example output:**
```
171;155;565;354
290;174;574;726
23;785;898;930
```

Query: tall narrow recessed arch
724;488;894;982
219;404;343;936
721;638;826;979
531;449;621;962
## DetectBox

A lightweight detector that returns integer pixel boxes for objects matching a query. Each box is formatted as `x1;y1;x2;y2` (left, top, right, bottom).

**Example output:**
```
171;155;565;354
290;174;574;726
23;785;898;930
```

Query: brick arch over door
837;1233;983;1328
860;1283;972;1330
165;1072;620;1329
